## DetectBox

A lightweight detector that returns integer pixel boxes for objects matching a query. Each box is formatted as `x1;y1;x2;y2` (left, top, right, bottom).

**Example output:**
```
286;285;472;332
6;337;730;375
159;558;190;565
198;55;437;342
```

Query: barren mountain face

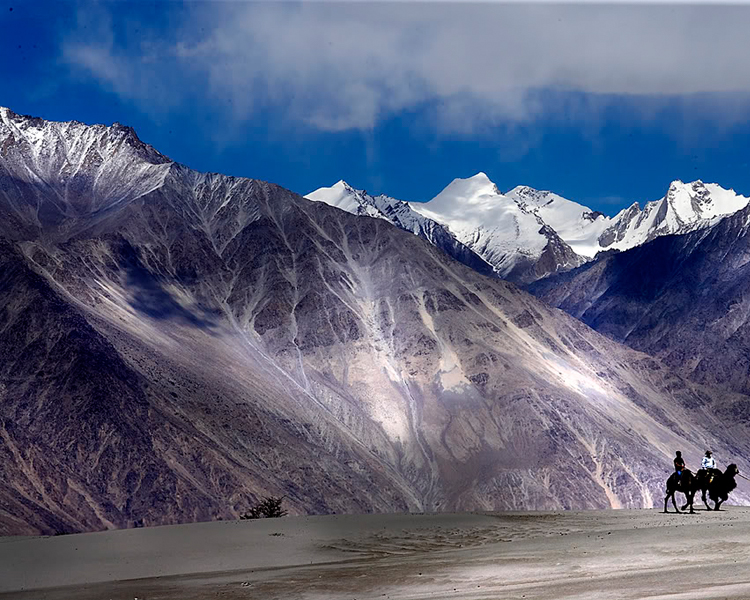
2;108;749;535
529;203;750;400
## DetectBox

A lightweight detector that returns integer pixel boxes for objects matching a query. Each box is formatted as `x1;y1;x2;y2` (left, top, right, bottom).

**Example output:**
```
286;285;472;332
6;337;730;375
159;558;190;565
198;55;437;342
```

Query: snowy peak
306;181;496;277
506;185;554;208
427;172;502;217
663;179;744;222
505;184;603;222
598;180;750;253
461;171;501;195
308;180;435;230
306;180;425;226
439;171;500;196
306;180;384;218
665;180;711;224
504;185;609;259
410;172;508;233
411;175;586;282
415;173;529;237
0;107;170;167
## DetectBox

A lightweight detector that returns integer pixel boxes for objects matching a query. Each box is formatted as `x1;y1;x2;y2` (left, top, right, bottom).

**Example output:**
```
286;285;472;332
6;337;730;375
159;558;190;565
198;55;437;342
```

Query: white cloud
62;2;750;133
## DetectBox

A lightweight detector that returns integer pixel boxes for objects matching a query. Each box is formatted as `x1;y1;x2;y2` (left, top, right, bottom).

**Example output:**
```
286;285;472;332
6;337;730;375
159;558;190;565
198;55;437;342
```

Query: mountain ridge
308;175;750;284
3;108;750;535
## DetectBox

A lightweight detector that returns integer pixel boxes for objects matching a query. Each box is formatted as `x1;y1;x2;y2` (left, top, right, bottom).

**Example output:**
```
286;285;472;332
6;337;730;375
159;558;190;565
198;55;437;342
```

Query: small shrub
240;496;287;520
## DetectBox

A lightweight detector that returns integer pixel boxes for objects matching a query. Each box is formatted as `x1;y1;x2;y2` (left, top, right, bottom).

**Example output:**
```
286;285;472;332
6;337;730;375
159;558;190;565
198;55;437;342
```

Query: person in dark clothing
674;451;686;480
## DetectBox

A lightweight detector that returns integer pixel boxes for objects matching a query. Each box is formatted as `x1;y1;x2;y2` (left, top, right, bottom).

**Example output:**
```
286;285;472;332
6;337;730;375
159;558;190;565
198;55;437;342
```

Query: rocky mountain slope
529;202;750;398
2;107;750;535
309;177;750;284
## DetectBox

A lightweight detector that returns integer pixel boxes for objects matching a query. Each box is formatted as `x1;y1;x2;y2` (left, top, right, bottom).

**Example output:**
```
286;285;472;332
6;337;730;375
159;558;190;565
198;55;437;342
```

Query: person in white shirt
701;450;716;471
698;450;719;487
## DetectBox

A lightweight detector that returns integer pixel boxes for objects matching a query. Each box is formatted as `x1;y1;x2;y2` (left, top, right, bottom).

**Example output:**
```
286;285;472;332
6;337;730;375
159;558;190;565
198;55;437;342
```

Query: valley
1;107;750;536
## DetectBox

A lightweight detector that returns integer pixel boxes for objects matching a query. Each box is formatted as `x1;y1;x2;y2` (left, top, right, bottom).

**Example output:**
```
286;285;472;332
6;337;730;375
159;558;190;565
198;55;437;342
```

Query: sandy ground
3;507;750;600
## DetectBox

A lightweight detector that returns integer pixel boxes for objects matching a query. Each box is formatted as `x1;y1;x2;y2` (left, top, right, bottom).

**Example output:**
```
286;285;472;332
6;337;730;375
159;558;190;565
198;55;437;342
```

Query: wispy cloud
61;2;750;134
61;5;188;115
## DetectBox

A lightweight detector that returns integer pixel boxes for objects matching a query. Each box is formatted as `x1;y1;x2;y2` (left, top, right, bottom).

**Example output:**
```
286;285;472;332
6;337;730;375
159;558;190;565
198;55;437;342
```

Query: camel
681;468;723;511
664;469;697;513
706;464;740;511
670;464;741;513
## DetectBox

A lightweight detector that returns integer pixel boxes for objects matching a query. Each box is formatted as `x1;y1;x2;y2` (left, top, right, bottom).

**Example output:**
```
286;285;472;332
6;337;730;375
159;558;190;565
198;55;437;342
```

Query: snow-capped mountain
306;181;495;276
411;173;587;282
449;177;750;259
504;185;609;258
309;175;750;284
529;198;750;397
598;180;750;252
309;174;587;284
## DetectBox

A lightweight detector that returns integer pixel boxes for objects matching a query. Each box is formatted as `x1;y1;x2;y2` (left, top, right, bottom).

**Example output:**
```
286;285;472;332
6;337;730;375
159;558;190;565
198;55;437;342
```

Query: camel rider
674;451;686;481
700;450;717;483
701;450;716;470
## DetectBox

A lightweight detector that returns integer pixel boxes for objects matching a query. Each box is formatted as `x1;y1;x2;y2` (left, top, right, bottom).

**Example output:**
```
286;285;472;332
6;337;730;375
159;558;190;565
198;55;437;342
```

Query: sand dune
3;507;750;599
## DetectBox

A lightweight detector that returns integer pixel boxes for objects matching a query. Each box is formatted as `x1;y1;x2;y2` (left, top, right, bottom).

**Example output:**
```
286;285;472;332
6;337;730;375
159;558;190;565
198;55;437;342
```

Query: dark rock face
0;239;174;535
526;224;588;284
2;109;750;535
529;203;750;397
598;203;641;248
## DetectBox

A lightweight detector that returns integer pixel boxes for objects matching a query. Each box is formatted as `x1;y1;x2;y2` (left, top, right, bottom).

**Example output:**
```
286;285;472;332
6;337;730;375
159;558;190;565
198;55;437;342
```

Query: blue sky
4;1;750;214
